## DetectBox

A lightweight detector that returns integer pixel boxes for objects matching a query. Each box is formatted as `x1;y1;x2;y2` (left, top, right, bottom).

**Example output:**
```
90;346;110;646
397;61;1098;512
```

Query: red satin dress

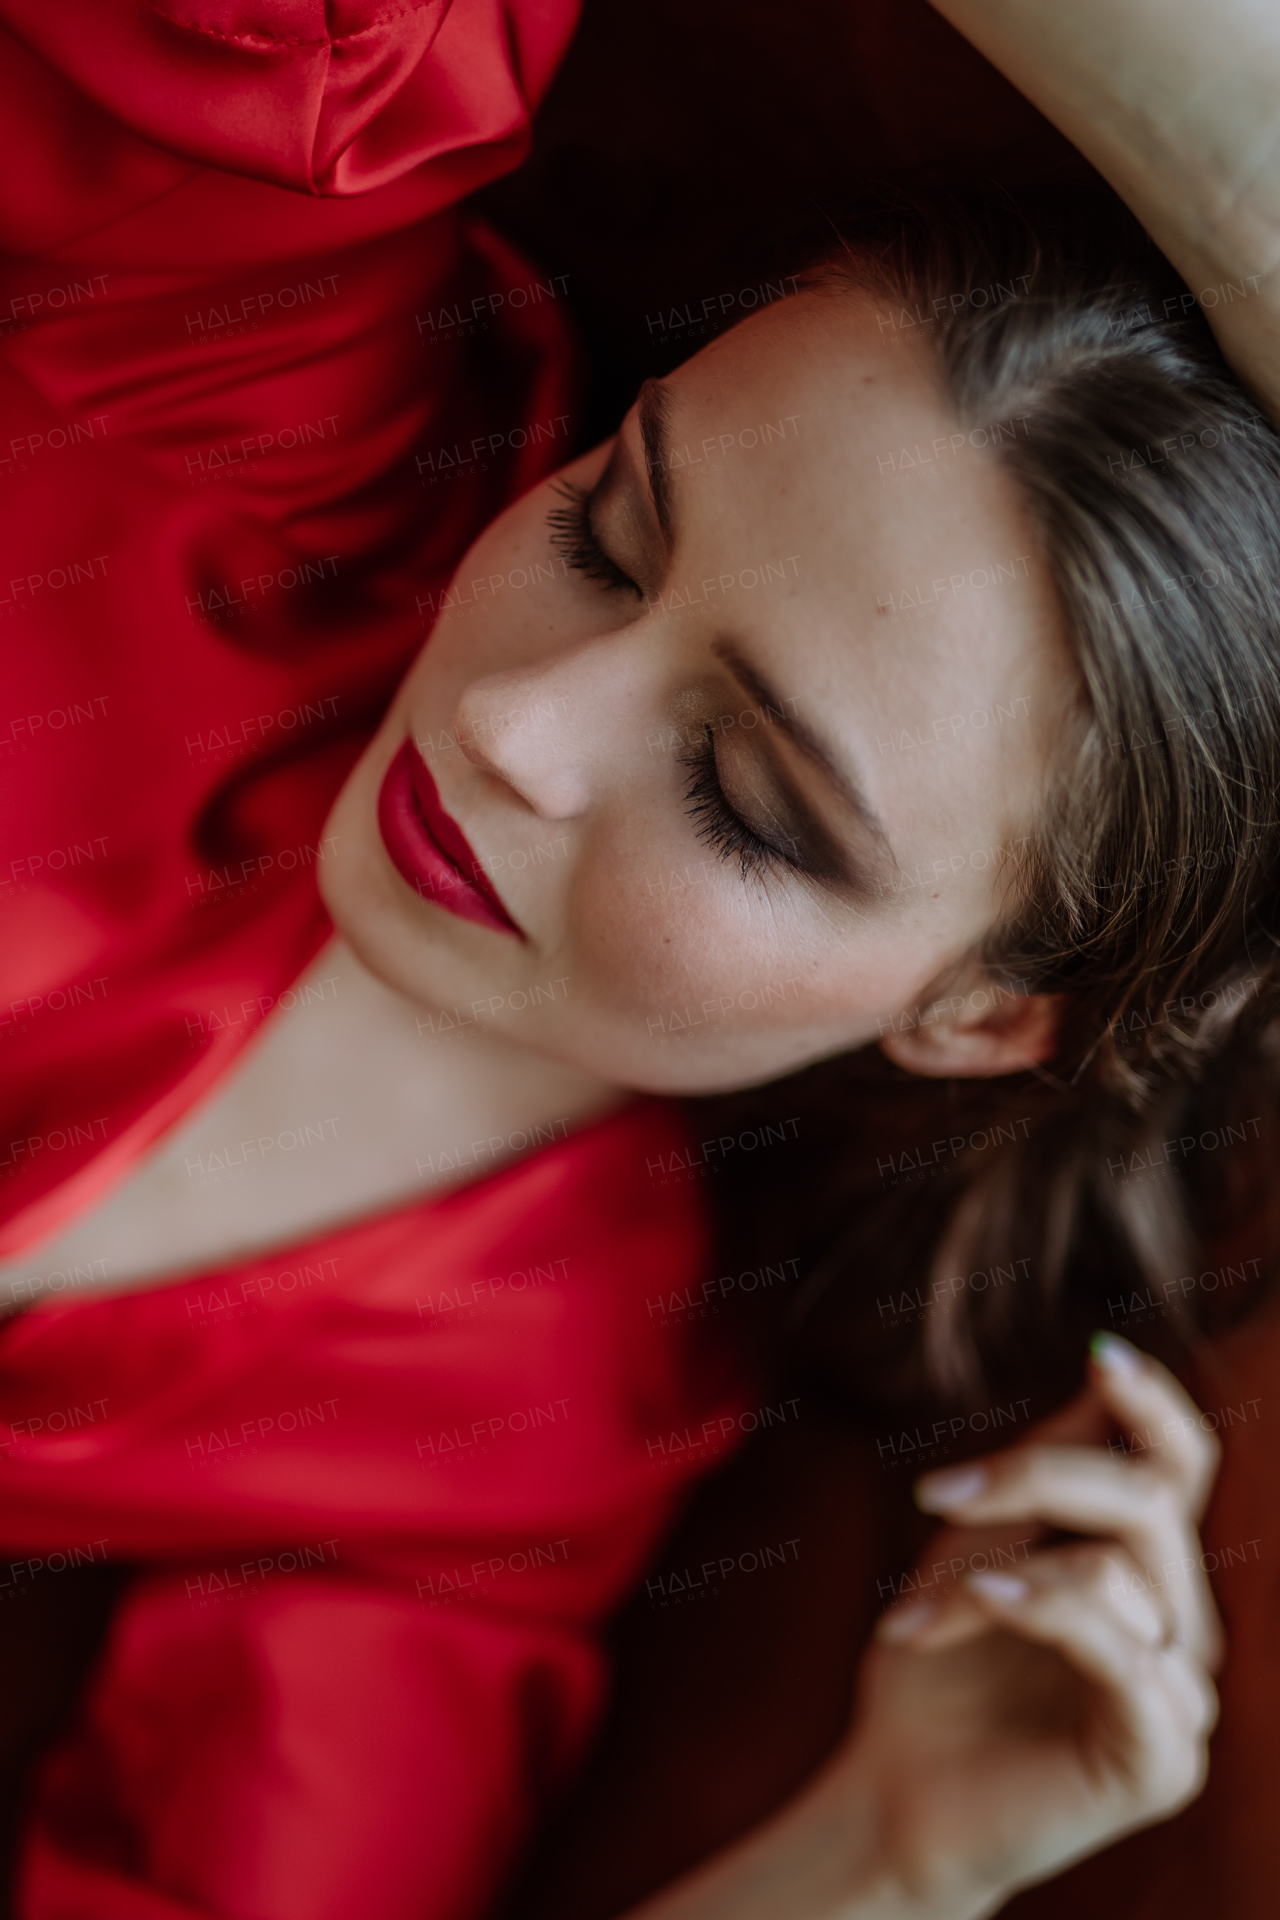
2;1101;743;1920
0;12;746;1918
0;0;584;1251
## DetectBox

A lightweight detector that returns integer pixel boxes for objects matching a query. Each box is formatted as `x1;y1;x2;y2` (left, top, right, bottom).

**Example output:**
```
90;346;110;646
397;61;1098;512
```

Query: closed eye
547;479;645;599
680;725;802;883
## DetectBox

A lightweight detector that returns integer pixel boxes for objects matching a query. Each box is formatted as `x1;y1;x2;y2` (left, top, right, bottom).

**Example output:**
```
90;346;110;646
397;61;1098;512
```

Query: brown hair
691;190;1280;1420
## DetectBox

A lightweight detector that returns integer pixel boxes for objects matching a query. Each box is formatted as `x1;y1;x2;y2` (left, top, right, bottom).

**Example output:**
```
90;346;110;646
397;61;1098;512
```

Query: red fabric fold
0;0;578;197
0;0;582;1249
0;1102;744;1920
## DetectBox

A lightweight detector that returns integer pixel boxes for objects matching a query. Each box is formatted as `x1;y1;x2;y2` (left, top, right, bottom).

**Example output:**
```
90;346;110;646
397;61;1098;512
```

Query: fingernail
876;1597;939;1642
915;1465;988;1512
967;1571;1029;1603
1090;1330;1143;1376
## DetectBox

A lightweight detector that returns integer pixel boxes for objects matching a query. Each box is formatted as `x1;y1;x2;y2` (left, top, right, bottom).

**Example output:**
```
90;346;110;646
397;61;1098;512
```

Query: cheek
572;872;745;1021
566;805;1004;1062
562;812;728;1015
561;807;856;1035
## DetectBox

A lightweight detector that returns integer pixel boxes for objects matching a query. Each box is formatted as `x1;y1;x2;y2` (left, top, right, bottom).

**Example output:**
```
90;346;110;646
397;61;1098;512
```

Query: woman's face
322;288;1076;1094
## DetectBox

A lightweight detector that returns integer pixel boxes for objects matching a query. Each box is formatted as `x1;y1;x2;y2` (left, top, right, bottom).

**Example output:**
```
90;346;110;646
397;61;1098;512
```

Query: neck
0;936;629;1306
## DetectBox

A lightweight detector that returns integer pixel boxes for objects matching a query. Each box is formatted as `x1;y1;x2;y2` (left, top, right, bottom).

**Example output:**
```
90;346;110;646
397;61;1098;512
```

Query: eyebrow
713;639;898;870
637;378;674;545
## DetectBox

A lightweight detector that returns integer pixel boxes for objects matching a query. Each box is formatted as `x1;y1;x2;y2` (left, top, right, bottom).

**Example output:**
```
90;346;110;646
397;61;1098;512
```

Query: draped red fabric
0;1101;746;1920
0;18;763;1918
0;0;581;1252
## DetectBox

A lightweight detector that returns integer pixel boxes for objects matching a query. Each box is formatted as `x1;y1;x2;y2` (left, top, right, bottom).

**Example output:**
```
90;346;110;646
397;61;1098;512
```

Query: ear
879;983;1064;1080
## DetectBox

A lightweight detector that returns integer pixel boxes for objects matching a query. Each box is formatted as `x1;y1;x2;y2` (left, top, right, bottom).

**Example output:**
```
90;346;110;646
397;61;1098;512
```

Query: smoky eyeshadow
716;731;868;893
592;441;661;584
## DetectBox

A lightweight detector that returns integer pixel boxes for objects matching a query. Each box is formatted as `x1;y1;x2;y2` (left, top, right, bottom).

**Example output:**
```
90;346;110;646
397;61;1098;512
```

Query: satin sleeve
0;0;580;196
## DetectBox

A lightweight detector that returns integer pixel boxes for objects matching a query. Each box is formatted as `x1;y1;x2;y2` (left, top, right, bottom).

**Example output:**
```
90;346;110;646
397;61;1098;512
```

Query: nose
452;632;650;821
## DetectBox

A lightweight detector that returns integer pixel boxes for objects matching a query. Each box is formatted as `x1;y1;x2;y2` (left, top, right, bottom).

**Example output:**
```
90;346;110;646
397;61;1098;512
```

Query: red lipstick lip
377;740;523;937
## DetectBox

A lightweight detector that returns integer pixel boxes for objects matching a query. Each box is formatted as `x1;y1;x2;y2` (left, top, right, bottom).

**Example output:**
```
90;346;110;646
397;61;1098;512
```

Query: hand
837;1333;1222;1915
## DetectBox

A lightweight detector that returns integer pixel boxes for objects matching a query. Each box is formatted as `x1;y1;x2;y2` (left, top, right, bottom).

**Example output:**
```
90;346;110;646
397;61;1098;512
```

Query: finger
961;1542;1172;1645
893;1520;1048;1603
919;1445;1177;1537
875;1584;988;1647
875;1523;1043;1648
915;1448;1222;1664
879;1541;1174;1658
893;1561;1222;1826
1088;1333;1221;1516
961;1555;1220;1771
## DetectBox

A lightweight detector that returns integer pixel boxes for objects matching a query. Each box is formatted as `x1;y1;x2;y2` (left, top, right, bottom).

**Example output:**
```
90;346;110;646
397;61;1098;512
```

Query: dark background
478;0;1095;449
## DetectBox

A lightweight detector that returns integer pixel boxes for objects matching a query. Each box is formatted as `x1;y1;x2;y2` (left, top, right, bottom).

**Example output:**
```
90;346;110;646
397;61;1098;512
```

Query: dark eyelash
680;725;792;883
548;484;799;887
547;479;644;598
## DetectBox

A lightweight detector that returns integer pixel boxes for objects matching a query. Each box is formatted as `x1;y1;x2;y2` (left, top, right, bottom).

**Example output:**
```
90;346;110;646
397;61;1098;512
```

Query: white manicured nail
1090;1331;1142;1375
968;1571;1029;1604
877;1597;940;1641
916;1465;988;1511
